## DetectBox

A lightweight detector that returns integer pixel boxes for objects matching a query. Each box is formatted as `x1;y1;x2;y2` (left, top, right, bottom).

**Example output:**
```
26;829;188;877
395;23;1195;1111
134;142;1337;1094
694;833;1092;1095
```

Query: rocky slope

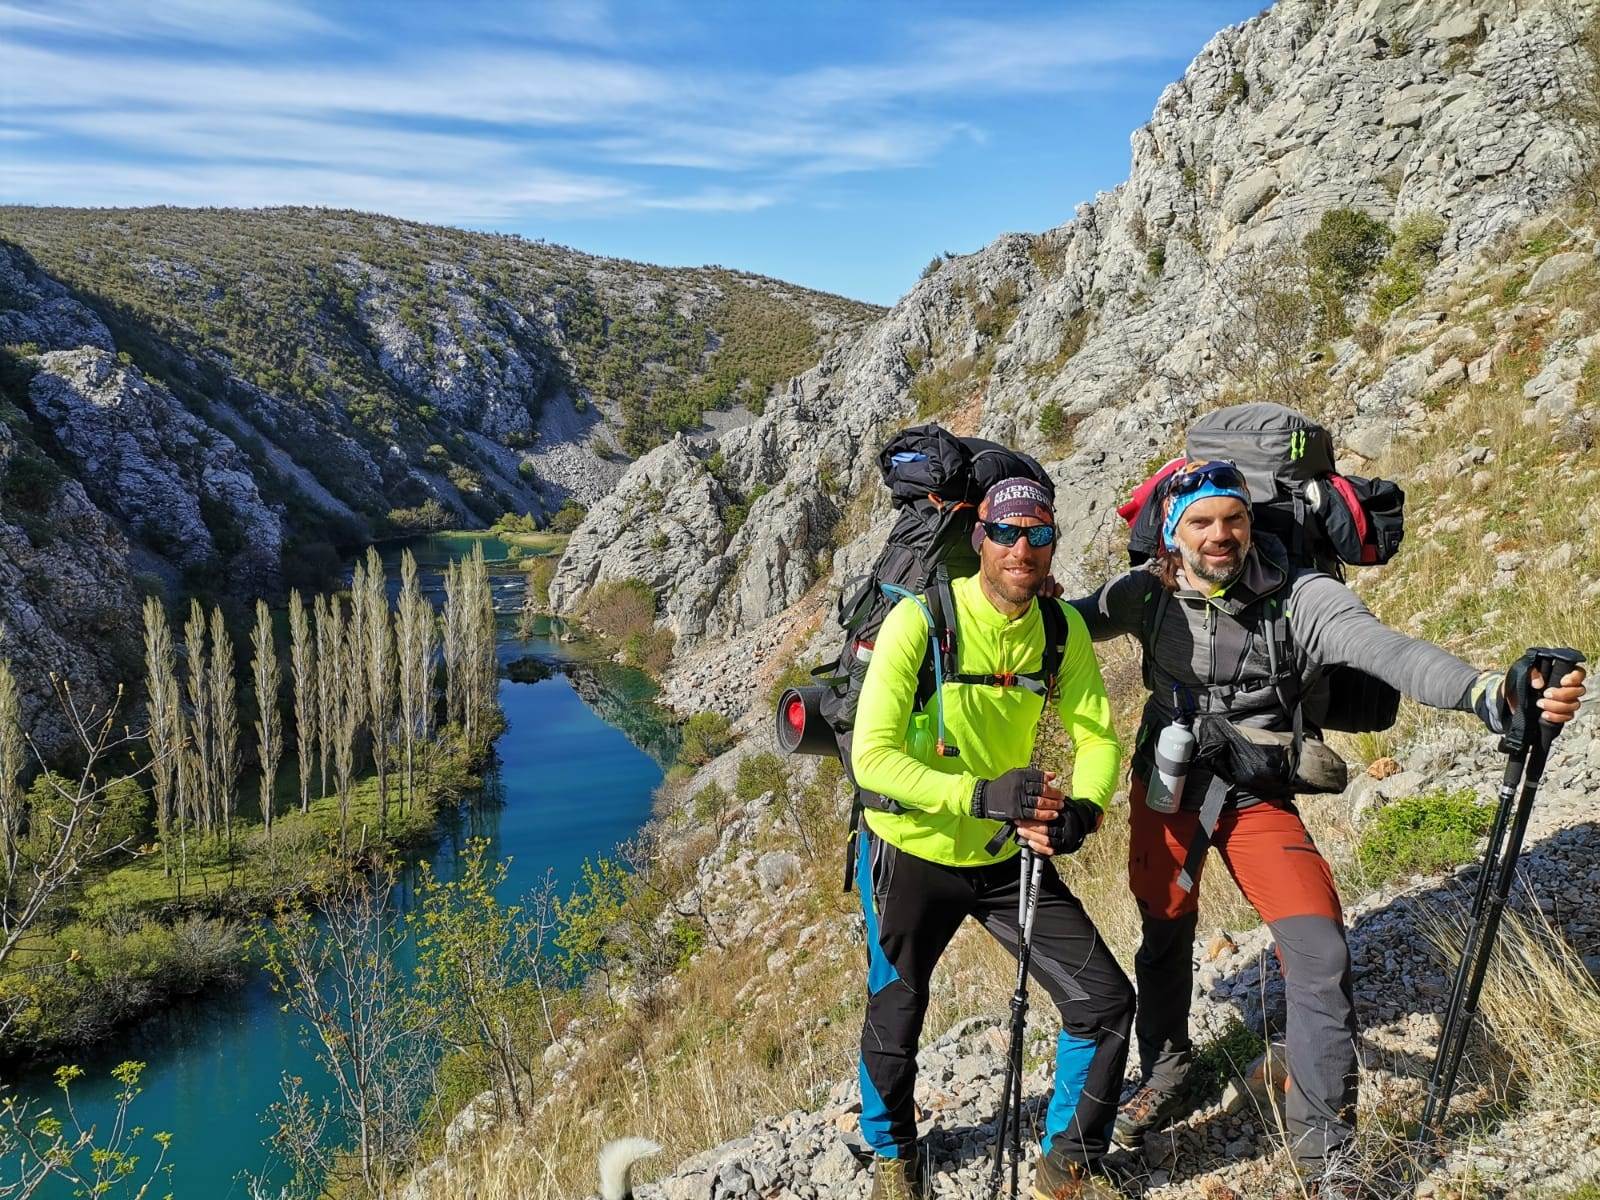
487;0;1600;1196
550;0;1594;716
0;209;875;748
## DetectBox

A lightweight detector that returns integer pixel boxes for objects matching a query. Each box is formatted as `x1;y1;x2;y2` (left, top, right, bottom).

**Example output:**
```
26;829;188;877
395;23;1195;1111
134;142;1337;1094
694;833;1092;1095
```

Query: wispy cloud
0;0;1222;223
0;0;334;45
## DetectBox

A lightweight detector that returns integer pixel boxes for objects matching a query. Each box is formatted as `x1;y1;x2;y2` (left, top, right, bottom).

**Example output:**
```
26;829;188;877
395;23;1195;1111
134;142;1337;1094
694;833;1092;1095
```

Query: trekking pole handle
1502;647;1585;754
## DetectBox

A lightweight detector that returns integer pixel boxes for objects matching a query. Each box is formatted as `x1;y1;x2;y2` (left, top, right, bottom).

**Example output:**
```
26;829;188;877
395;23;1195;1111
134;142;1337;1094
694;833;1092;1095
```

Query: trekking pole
1420;647;1585;1133
989;844;1044;1200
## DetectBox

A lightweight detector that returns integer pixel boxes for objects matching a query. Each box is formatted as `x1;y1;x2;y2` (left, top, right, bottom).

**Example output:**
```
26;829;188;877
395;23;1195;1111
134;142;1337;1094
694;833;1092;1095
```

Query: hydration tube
880;583;956;756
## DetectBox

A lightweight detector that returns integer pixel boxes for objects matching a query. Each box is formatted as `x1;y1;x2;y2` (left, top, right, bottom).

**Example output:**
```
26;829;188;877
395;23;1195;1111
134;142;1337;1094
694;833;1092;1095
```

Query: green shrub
0;451;63;513
735;752;788;803
1038;401;1085;452
580;577;655;639
920;256;945;280
1146;246;1167;276
1304;208;1393;295
491;511;539;535
680;711;734;766
910;356;977;417
386;499;453;533
1191;1016;1266;1094
549;498;587;533
767;656;814;712
1370;259;1423;321
1393;213;1447;262
1369;214;1447;321
621;627;674;675
1357;788;1493;880
692;781;730;825
973;280;1020;340
521;555;556;609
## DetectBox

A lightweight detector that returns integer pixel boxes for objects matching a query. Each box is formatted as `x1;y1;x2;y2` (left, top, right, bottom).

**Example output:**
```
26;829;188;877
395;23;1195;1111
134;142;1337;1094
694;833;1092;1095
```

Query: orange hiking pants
1127;773;1357;1164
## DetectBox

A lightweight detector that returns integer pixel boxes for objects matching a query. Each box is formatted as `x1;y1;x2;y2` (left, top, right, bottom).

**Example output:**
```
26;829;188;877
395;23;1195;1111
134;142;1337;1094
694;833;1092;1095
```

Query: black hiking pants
855;829;1134;1166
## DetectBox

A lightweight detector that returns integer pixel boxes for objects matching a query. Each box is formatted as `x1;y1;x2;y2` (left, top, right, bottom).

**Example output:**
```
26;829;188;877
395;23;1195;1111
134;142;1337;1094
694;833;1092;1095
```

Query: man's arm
1067;568;1152;642
1050;602;1122;810
1289;575;1498;719
850;597;977;815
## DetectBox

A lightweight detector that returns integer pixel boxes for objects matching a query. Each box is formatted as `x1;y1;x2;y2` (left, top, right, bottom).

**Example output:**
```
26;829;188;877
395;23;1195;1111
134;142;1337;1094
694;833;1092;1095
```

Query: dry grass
415;223;1600;1200
1422;903;1600;1112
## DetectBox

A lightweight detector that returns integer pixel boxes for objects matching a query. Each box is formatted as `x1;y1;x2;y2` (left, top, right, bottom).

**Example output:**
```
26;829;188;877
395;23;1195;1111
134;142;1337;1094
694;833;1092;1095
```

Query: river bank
0;719;495;1069
3;531;677;1199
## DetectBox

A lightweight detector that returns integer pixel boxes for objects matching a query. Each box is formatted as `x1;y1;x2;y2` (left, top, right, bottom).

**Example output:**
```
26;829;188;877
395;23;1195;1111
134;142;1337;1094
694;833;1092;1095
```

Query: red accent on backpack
1324;474;1374;564
1117;457;1186;525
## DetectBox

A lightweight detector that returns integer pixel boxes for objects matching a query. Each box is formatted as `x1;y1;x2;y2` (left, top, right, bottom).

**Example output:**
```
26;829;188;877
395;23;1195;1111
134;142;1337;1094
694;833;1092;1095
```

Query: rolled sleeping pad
775;686;839;757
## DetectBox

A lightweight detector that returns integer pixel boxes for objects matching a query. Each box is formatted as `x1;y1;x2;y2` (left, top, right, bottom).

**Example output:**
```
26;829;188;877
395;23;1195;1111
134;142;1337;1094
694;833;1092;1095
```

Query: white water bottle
1146;715;1196;814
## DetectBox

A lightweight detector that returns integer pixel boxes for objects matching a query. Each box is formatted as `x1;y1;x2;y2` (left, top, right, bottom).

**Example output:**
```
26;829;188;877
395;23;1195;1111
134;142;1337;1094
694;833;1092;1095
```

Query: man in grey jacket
1068;461;1587;1193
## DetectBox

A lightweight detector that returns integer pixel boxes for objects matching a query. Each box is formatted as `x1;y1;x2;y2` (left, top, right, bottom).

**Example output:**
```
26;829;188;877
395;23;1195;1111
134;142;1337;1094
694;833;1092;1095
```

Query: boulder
1528;252;1591;294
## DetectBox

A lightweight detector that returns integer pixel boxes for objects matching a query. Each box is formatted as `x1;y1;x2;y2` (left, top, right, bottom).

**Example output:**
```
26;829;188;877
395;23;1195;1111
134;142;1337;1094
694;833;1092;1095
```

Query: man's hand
972;767;1065;822
1017;799;1101;857
1504;664;1588;725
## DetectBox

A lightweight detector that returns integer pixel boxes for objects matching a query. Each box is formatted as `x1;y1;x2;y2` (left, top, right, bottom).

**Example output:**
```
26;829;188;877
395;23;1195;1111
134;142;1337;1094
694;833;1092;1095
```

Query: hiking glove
1042;799;1102;855
971;767;1052;821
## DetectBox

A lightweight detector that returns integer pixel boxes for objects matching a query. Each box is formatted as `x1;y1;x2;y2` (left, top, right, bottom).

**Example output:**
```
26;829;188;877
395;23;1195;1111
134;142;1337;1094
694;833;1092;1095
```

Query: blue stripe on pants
857;832;902;1154
858;831;901;995
1043;1032;1096;1156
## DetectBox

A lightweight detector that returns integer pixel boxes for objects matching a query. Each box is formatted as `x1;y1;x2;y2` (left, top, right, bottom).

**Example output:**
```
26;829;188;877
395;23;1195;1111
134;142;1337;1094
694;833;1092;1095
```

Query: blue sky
0;0;1265;305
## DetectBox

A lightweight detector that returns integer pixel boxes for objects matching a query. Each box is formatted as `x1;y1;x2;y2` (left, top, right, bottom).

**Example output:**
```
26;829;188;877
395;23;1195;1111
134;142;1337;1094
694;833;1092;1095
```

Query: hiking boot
867;1154;926;1200
1112;1078;1197;1147
1031;1155;1125;1200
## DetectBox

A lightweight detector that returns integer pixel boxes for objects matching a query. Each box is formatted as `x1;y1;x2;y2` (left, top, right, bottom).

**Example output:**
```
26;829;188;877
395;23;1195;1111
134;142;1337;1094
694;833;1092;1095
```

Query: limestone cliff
550;0;1596;716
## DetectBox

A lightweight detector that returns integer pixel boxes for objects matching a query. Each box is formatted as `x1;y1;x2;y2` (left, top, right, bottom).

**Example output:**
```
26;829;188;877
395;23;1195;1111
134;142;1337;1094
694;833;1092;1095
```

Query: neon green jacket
853;572;1122;867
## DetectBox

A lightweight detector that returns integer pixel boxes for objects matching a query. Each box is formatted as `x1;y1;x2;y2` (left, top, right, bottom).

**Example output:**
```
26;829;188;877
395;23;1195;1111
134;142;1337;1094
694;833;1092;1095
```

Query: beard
981;552;1047;607
1179;539;1245;587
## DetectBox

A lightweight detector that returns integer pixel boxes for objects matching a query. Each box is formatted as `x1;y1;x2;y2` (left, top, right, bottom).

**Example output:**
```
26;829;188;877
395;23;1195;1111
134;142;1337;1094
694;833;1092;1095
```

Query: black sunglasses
982;521;1057;548
1167;461;1246;496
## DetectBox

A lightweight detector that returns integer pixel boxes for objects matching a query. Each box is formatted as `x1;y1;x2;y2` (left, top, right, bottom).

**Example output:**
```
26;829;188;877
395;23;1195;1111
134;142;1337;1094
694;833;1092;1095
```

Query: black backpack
1120;403;1406;735
774;423;1068;887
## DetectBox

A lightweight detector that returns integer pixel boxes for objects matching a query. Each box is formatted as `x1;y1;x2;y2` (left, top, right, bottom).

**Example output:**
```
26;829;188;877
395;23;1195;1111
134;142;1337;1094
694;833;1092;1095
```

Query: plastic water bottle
1146;715;1196;814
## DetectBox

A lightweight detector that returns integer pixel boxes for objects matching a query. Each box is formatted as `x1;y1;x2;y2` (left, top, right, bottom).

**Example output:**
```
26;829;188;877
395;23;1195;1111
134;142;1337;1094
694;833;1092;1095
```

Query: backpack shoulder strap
1038;596;1069;702
1261;594;1305;762
1140;583;1173;691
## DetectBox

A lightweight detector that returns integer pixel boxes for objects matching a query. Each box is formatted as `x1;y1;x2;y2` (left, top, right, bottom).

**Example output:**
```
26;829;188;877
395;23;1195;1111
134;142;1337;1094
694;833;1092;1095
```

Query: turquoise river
7;533;672;1198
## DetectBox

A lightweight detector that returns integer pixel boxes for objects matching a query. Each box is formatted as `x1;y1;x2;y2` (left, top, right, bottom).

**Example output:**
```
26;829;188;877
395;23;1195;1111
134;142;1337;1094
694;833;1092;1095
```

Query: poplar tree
314;592;336;803
182;601;212;836
251;600;282;840
209;607;238;855
0;653;22;899
442;560;465;736
362;549;395;841
396;551;435;809
462;544;496;752
347;561;370;772
288;590;316;815
331;600;358;846
142;598;182;876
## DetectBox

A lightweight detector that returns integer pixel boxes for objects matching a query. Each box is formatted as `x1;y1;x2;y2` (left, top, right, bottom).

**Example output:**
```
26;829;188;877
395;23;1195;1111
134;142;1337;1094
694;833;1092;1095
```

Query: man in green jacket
851;476;1133;1200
